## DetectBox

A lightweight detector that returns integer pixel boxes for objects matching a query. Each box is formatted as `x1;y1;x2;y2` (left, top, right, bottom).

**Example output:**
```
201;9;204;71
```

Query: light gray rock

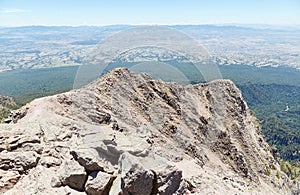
20;143;43;154
291;178;300;195
58;159;87;191
85;171;115;195
40;156;62;167
70;148;114;173
50;176;62;188
0;170;20;194
109;175;123;195
119;152;155;195
0;151;40;173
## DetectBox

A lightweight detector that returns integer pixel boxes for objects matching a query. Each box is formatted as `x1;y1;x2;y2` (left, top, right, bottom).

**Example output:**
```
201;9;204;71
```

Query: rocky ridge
0;68;293;194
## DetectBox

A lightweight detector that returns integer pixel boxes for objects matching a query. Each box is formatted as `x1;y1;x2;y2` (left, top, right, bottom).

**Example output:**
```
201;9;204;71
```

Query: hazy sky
0;0;299;26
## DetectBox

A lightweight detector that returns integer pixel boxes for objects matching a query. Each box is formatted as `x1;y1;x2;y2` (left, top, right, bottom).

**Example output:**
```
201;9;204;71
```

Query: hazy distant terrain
0;25;127;71
1;25;300;71
178;25;300;69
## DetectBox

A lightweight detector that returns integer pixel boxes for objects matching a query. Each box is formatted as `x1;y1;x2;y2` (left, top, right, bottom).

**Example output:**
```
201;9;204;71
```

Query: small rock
3;117;12;124
0;170;21;193
109;175;123;195
50;176;62;188
21;143;43;154
40;156;62;167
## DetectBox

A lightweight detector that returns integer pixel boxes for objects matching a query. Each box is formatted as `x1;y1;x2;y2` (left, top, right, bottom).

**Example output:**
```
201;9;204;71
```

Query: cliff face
0;68;292;194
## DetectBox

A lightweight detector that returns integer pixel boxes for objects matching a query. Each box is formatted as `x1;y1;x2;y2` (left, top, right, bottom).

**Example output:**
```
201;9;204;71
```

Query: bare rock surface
0;68;294;194
70;148;115;173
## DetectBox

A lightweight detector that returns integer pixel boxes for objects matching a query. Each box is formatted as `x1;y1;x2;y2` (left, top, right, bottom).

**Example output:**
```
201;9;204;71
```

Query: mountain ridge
0;68;293;194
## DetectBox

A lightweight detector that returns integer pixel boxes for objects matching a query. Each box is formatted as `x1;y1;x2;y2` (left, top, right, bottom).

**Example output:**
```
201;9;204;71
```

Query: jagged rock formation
0;68;293;194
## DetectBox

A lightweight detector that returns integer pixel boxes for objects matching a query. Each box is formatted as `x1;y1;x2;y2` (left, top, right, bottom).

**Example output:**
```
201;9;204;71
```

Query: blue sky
0;0;299;26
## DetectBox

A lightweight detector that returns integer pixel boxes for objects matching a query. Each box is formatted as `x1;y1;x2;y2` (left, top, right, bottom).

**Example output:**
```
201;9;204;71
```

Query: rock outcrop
0;68;293;194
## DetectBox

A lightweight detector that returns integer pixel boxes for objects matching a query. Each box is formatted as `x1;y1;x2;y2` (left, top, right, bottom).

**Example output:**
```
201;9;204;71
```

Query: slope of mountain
0;68;293;194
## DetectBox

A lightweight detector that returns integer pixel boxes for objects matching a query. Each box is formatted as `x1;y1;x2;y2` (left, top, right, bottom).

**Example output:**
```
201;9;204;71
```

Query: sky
0;0;299;26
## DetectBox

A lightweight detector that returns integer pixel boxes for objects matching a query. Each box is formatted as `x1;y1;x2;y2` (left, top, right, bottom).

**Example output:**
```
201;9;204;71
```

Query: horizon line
1;23;300;28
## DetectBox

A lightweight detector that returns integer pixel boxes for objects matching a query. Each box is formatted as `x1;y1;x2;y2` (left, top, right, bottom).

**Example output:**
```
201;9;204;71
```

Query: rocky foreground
0;68;294;194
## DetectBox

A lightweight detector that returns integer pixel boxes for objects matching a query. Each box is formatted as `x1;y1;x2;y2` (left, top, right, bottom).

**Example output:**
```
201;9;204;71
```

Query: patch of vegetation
0;109;9;122
280;160;300;180
239;84;300;162
0;66;78;104
265;165;271;176
276;171;280;179
0;96;19;122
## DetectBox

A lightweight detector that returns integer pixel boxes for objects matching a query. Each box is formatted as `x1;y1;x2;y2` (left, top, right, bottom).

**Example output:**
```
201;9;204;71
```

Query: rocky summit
0;68;293;194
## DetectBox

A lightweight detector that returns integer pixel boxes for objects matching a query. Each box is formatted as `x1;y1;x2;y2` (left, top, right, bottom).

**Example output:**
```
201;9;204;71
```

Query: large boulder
157;166;183;195
119;152;155;195
58;159;87;191
85;171;115;195
70;148;115;173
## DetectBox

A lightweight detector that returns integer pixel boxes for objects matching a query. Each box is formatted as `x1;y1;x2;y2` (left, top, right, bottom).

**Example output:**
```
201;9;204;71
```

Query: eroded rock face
0;68;294;194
